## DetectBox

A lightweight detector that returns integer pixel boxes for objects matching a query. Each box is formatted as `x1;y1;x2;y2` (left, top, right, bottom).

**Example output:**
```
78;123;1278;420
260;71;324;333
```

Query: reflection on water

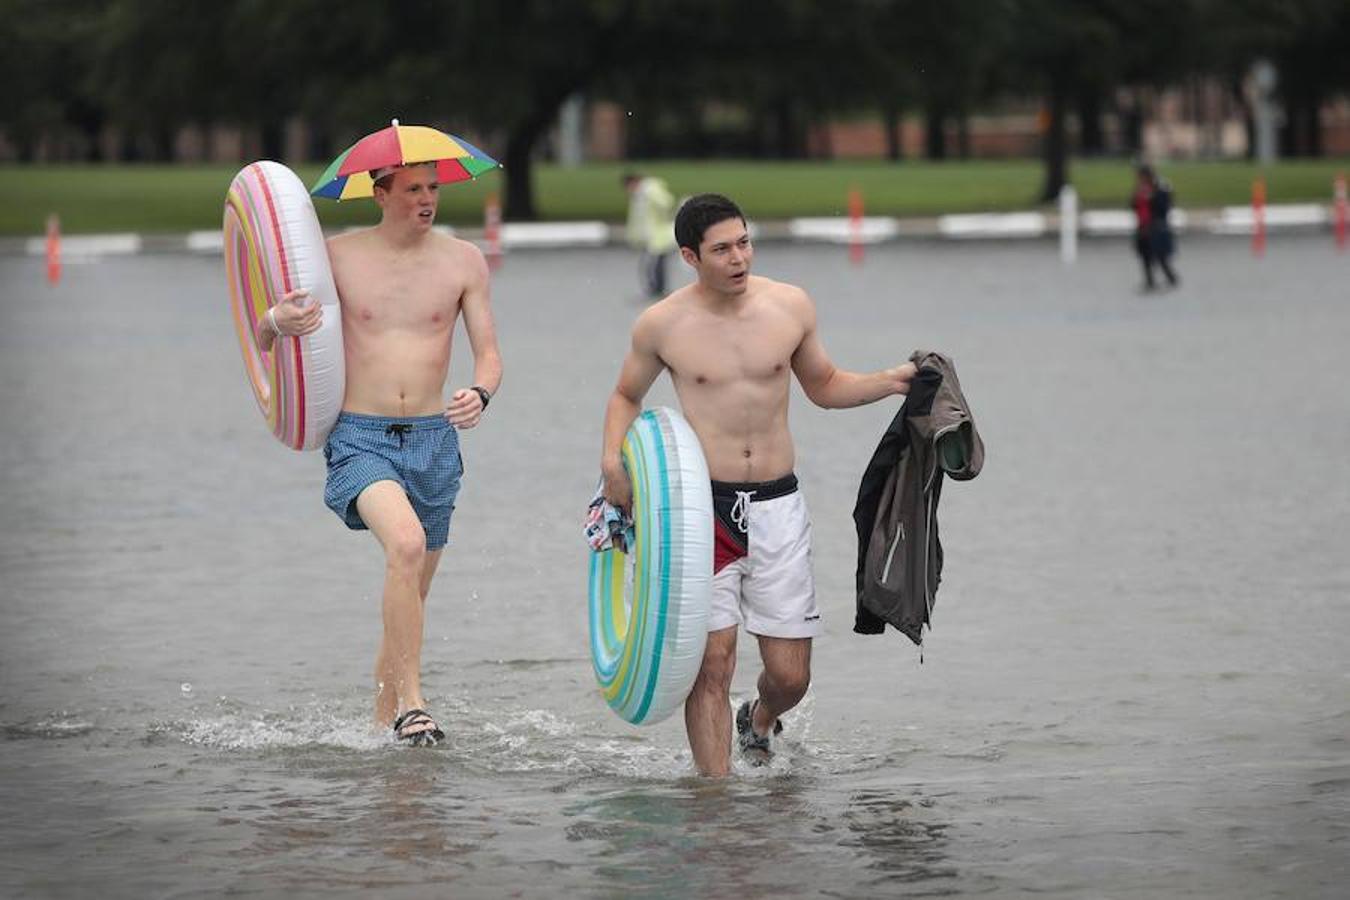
159;696;967;894
566;785;715;899
562;777;954;898
361;765;481;868
839;789;955;888
233;755;496;892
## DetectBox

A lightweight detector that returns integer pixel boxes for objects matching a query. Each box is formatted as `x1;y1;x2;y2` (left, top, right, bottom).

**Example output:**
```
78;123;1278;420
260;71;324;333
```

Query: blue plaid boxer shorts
323;412;464;550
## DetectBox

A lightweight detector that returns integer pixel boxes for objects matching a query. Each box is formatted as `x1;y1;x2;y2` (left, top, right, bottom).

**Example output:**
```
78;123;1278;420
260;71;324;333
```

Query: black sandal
392;708;445;746
735;699;783;764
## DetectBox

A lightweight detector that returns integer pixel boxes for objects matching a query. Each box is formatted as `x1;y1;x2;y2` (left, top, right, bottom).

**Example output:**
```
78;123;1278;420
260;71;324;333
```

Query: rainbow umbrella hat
310;119;498;200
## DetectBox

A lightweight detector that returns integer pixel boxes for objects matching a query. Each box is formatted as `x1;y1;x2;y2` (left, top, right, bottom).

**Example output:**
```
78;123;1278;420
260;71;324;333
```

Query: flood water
1;235;1347;897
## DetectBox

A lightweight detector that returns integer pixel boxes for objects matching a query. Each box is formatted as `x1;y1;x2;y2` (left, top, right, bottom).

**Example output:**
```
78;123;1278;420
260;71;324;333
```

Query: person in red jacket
1132;164;1180;291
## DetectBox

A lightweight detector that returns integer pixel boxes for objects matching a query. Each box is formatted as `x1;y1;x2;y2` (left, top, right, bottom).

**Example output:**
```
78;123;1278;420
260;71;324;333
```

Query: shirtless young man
600;194;916;776
258;162;502;746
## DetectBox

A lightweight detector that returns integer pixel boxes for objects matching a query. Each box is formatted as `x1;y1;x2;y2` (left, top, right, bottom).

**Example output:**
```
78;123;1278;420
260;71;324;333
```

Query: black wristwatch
470;385;492;410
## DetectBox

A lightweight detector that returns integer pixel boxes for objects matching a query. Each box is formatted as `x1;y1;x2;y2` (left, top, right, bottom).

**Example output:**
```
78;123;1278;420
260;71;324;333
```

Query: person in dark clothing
1132;164;1180;290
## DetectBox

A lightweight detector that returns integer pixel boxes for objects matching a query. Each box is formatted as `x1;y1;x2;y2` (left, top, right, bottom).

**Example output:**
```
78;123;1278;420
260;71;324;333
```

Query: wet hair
674;193;745;256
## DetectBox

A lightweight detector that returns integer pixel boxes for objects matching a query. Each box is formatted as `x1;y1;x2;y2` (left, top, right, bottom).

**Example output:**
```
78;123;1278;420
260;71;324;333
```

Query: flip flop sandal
392;708;445;747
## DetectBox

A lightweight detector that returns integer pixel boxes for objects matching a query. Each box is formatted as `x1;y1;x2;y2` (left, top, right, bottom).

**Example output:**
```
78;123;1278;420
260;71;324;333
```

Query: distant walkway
0;203;1336;258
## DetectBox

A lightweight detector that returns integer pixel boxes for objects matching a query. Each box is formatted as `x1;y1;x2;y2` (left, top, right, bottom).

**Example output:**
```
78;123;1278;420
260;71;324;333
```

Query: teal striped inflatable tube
589;407;712;725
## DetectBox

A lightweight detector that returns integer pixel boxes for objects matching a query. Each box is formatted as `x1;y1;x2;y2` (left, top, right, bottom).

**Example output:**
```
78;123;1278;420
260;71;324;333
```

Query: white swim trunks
710;473;822;639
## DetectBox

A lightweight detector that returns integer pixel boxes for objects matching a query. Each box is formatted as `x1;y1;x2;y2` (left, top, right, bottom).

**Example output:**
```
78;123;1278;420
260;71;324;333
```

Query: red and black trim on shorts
711;473;799;574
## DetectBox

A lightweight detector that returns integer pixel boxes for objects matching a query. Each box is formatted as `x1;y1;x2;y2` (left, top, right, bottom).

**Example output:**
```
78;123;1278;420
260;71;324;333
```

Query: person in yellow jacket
623;172;677;300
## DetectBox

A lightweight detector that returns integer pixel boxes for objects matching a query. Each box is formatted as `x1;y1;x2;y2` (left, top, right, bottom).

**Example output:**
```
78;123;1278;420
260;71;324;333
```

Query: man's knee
771;668;811;703
384;524;427;575
764;653;812;702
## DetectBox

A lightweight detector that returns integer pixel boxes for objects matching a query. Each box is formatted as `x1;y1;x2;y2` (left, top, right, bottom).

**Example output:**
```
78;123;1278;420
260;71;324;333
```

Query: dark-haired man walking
599;194;915;775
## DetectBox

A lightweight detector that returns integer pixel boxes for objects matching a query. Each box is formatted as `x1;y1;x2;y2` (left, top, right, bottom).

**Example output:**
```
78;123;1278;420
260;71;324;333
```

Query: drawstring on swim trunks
730;490;755;534
386;422;412;448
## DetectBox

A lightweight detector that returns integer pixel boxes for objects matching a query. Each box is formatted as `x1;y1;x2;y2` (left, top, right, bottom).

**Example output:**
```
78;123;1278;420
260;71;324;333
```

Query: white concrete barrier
186;231;224;253
1081;210;1135;235
500;221;609;248
25;233;142;257
938;212;1046;239
9;204;1334;259
1081;209;1190;235
787;217;899;244
1212;203;1328;234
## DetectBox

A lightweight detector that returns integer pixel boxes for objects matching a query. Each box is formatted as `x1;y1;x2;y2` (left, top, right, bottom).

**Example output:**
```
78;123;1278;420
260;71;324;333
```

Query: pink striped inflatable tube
223;161;344;450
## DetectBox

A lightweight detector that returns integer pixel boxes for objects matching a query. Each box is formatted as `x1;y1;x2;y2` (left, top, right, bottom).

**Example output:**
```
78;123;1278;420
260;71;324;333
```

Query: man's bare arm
255;289;321;351
600;311;666;510
789;289;915;408
446;244;503;428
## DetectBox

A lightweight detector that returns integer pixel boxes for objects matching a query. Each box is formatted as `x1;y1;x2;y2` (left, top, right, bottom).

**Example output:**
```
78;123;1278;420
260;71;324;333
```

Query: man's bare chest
662;318;800;386
339;272;462;332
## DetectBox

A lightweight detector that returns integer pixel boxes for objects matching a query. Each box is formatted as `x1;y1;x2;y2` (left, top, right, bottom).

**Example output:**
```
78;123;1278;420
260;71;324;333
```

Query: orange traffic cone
46;214;61;285
848;187;864;265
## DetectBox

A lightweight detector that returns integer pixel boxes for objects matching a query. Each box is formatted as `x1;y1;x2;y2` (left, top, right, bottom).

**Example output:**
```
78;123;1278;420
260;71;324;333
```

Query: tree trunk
307;121;333;164
688;102;709;158
260;120;285;162
1039;71;1069;203
809;115;832;161
154;125;176;162
503;124;540;221
924;105;947;160
1279;88;1307;158
502;81;591;219
1306;91;1323;156
493;7;632;220
1122;105;1143;157
882;103;902;161
626;106;653;158
1288;101;1306;157
503;84;589;220
772;98;803;159
748;109;769;158
1279;93;1314;158
1077;89;1104;155
70;100;104;162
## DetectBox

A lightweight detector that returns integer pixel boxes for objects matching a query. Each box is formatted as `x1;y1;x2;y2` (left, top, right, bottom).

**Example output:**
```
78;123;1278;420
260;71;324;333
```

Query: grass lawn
2;158;1347;236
